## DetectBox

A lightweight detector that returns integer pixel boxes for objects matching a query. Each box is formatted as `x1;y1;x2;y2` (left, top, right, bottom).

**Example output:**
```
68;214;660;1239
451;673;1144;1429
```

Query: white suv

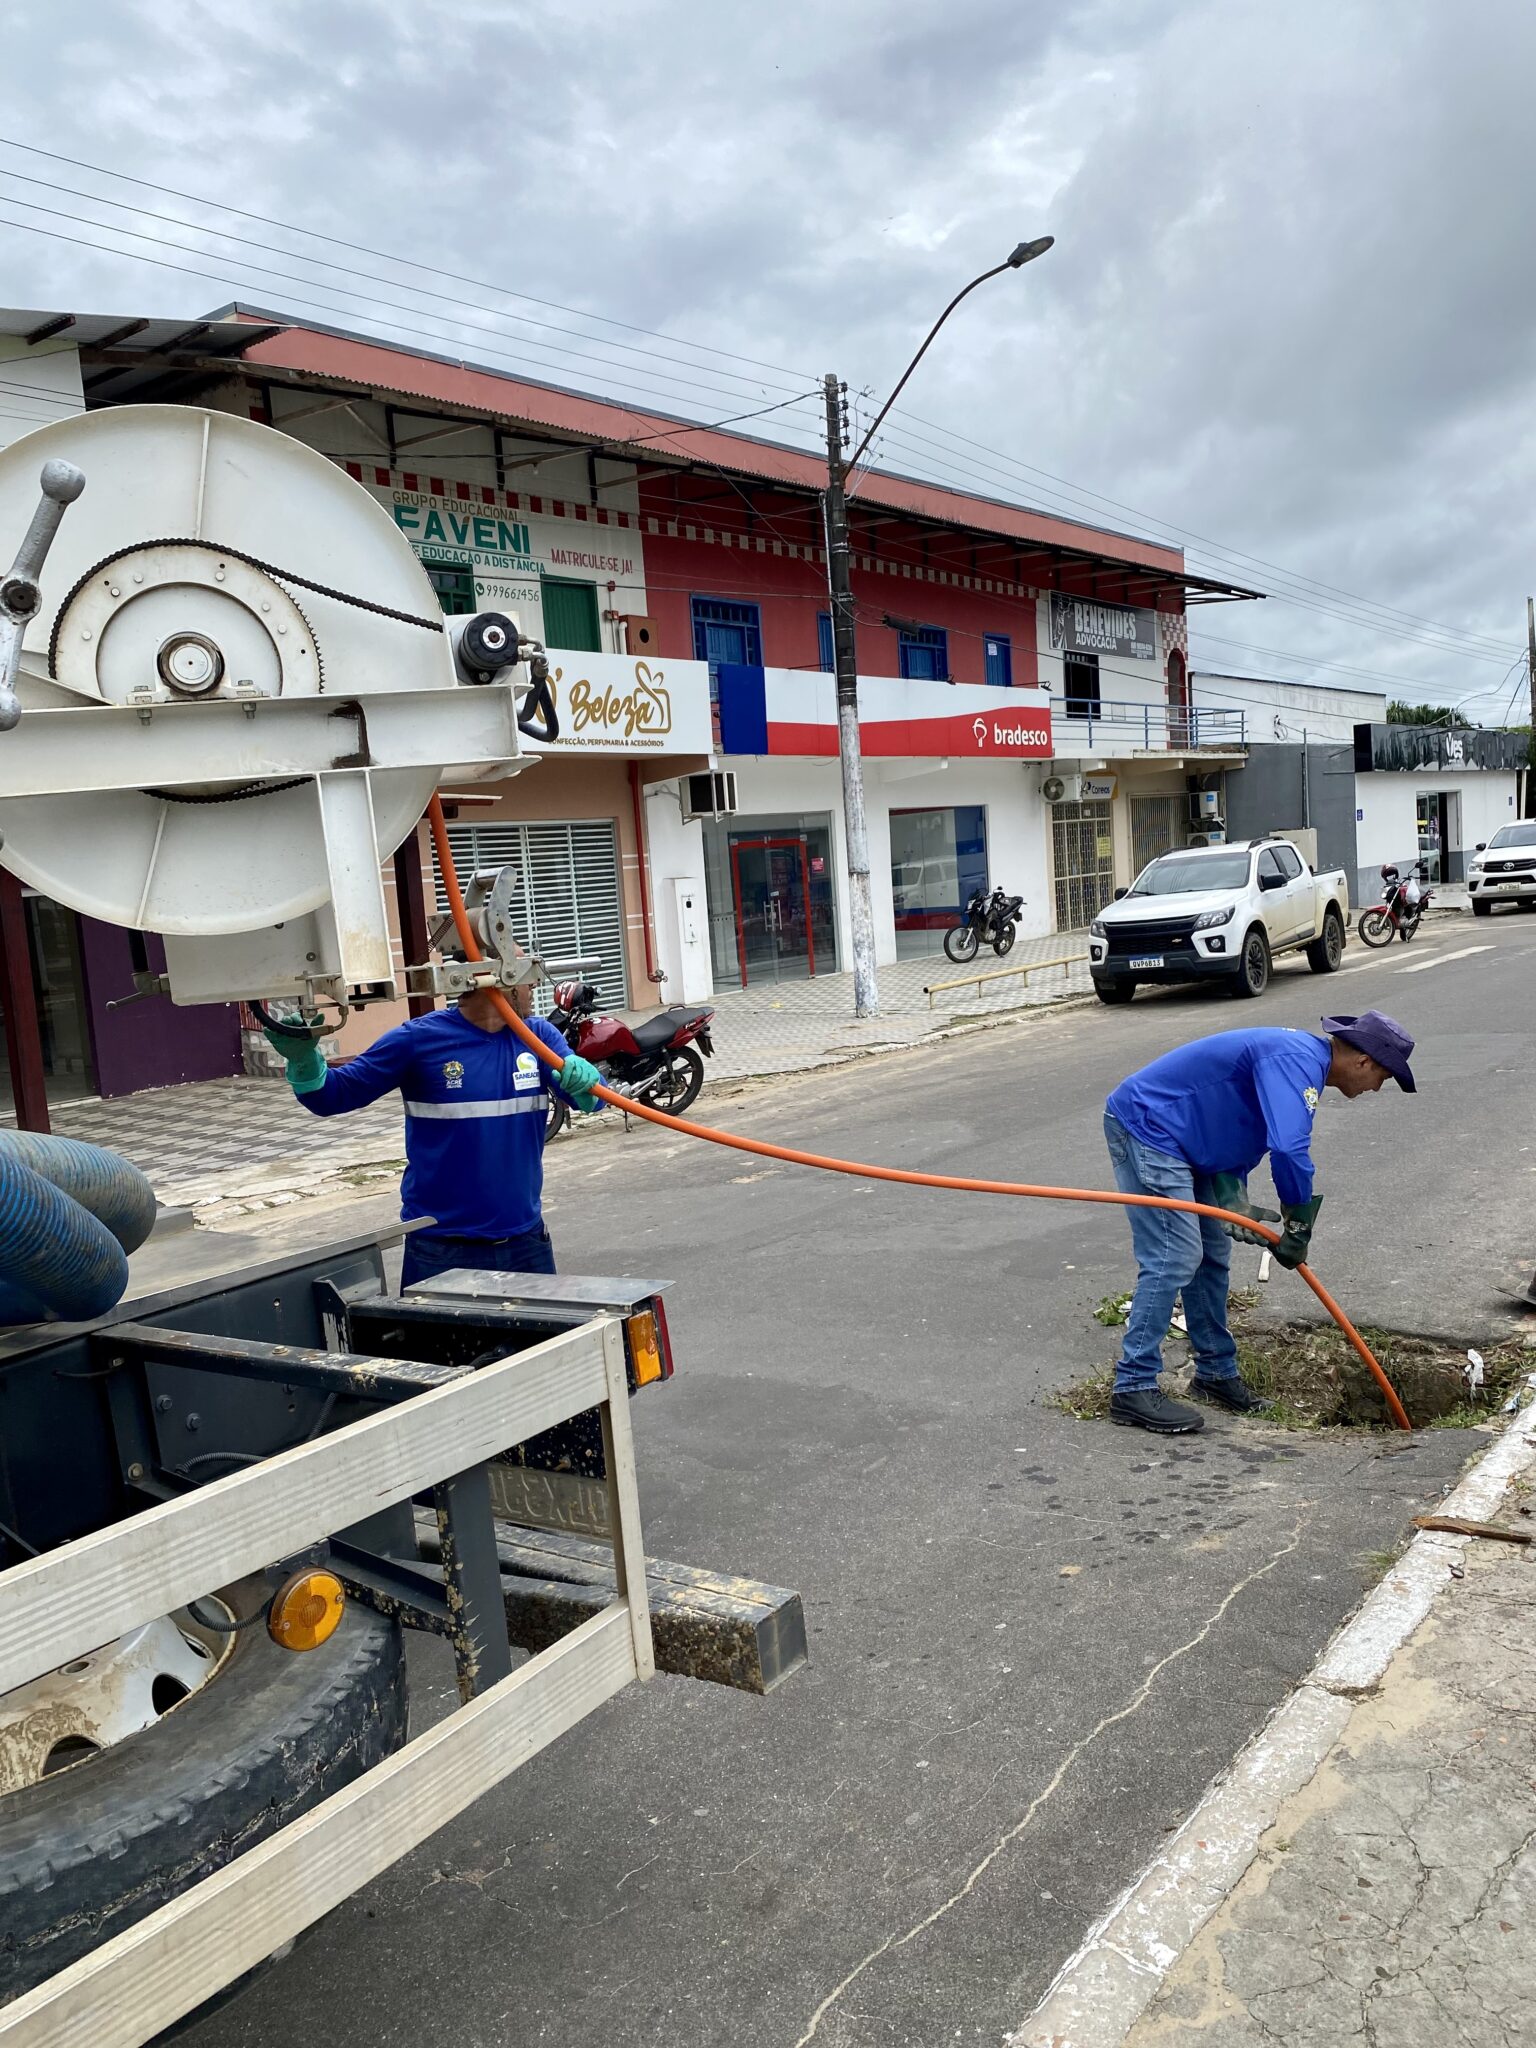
1468;821;1536;916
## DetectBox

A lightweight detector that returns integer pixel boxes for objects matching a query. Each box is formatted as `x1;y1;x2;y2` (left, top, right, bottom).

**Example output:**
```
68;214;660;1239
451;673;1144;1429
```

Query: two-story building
0;304;1262;1105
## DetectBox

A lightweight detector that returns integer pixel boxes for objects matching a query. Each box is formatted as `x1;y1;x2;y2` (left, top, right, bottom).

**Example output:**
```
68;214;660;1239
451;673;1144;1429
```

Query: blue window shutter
898;625;948;681
985;634;1012;688
817;612;835;672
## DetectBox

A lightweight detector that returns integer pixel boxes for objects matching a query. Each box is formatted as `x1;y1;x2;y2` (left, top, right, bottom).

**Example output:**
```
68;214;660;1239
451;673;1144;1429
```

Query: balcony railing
1052;699;1246;751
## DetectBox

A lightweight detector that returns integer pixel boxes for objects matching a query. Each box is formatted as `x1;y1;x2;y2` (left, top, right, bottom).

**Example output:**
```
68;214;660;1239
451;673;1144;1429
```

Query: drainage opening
1057;1290;1535;1430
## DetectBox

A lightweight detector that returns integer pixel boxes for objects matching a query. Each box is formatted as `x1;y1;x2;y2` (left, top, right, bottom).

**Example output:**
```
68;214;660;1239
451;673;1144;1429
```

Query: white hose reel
0;406;544;1010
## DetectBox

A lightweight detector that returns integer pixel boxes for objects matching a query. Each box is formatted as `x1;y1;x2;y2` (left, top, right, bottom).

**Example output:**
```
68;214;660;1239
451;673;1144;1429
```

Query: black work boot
1189;1375;1272;1415
1109;1388;1205;1434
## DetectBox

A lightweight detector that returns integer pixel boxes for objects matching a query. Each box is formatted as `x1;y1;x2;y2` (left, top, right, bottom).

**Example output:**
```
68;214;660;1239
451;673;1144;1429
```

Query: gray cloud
3;0;1533;711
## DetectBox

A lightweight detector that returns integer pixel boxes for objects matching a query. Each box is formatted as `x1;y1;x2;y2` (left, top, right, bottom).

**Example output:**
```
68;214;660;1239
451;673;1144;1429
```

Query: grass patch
1053;1288;1532;1432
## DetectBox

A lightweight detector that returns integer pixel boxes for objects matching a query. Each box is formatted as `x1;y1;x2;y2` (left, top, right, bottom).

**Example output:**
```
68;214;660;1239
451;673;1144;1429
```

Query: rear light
267;1568;346;1653
626;1309;664;1387
624;1299;675;1388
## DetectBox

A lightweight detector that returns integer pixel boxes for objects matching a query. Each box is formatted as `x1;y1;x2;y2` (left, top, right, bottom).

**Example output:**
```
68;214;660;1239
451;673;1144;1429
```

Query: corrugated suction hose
0;1131;157;1324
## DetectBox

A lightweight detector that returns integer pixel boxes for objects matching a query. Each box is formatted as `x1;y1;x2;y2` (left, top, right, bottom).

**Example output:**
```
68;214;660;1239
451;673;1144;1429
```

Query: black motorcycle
942;886;1024;963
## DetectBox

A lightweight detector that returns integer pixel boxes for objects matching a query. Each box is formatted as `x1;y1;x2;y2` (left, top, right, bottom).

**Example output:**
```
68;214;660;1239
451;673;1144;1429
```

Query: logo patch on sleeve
1303;1085;1320;1112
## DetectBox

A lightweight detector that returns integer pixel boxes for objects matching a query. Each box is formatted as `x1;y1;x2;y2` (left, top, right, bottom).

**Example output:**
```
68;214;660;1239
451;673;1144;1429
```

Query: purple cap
1320;1010;1416;1093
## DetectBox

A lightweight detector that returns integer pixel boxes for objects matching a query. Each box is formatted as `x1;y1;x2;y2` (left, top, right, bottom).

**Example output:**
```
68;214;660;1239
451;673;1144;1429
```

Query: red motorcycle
545;980;715;1135
1358;861;1432;947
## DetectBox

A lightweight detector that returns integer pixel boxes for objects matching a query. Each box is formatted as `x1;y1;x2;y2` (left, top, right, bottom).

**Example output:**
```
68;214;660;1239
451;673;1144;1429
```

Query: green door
541;577;602;652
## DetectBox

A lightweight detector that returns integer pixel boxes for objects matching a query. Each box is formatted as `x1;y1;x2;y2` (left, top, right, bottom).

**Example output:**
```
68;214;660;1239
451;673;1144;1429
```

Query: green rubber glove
262;1015;329;1096
1209;1171;1280;1247
1274;1195;1324;1270
558;1051;603;1113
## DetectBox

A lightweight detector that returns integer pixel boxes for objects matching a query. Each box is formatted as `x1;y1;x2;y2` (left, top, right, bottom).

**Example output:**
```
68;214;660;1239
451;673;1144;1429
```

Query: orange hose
427;798;1411;1431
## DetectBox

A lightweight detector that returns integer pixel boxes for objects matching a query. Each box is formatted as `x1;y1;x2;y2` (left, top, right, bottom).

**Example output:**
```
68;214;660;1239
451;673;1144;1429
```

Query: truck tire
1472;898;1492;917
0;1587;406;2006
1231;926;1271;998
1094;978;1136;1005
1305;906;1345;974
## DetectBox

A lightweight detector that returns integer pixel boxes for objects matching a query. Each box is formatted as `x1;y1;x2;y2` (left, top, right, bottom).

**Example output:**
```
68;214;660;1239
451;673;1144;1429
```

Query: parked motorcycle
1357;861;1432;947
942;886;1024;963
544;980;715;1136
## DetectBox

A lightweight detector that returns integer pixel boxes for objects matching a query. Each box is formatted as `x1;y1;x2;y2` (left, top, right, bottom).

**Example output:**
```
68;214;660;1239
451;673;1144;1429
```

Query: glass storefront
702;813;838;987
0;892;94;1114
889;806;988;960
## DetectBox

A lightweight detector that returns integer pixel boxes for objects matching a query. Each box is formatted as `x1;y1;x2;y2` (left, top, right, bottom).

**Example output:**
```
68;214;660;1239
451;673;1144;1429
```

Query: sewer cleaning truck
0;406;804;2046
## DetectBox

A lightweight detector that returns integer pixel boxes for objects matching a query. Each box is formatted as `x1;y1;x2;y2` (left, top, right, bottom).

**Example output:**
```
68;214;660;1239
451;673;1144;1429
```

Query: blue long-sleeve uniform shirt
299;1008;577;1239
1105;1028;1332;1207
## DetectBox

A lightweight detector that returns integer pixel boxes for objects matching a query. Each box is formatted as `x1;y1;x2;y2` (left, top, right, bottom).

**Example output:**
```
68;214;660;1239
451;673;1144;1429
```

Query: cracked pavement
1122;1531;1536;2046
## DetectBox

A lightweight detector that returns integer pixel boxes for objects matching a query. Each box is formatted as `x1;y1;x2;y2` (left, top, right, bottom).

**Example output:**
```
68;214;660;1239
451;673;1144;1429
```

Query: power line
0;194;816;419
868;420;1520;666
0;134;816;384
886;407;1521;661
0;168;816;405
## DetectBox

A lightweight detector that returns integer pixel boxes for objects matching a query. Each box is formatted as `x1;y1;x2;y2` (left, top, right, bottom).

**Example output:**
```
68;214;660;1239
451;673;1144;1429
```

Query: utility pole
1526;597;1536;818
824;371;879;1017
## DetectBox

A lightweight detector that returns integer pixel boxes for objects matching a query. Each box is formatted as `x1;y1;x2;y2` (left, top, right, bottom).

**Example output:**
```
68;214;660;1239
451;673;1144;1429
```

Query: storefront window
701;813;838;987
0;893;94;1113
889;806;988;960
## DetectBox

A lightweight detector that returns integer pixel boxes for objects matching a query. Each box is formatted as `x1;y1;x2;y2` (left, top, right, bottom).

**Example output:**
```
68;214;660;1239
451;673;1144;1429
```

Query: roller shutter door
431;819;628;1009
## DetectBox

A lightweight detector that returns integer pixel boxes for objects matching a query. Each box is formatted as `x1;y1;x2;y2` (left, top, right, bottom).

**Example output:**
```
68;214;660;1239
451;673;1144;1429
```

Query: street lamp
823;235;1054;1017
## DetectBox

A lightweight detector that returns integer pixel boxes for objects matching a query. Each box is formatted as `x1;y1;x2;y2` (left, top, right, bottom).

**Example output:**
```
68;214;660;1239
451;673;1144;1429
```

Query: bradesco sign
716;668;1052;758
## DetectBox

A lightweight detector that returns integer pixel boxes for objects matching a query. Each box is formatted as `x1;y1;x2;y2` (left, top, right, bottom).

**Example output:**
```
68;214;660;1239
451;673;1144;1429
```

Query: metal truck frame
0;1213;804;2046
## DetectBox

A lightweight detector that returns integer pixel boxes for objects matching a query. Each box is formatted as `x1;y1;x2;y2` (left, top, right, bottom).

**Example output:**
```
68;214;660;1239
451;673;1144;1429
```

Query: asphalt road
193;907;1536;2048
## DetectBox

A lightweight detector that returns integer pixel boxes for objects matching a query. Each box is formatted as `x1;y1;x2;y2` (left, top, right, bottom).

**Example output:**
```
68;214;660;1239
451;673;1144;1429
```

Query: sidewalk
33;934;1090;1221
1013;1406;1536;2047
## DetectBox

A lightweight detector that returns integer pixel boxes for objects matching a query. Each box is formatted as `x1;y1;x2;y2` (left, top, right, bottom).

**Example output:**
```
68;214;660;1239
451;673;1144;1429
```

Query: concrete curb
1007;1405;1536;2048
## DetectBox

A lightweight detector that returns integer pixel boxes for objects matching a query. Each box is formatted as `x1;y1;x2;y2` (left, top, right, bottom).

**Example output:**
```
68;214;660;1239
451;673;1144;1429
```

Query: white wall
1193;673;1385;745
643;782;709;1001
0;339;84;453
1356;770;1521;898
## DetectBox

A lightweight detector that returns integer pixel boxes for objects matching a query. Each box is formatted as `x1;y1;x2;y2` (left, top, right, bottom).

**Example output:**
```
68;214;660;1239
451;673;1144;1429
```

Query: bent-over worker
265;980;602;1290
1102;1011;1416;1435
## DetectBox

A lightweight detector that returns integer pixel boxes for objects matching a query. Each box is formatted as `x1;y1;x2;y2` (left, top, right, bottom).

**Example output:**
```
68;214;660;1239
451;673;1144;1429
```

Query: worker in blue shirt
1102;1011;1416;1435
265;980;603;1291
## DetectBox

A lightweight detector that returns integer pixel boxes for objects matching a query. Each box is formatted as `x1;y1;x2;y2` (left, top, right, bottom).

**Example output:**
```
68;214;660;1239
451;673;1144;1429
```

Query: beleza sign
521;653;714;758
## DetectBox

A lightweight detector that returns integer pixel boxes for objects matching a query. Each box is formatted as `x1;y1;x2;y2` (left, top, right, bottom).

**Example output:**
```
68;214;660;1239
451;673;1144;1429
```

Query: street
191;914;1534;2048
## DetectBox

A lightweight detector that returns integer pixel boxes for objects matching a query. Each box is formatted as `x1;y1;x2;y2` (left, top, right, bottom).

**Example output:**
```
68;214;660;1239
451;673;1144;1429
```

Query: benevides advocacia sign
1048;593;1158;663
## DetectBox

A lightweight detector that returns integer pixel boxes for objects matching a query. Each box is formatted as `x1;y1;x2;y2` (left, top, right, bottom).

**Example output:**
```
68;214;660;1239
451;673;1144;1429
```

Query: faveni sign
522;651;714;758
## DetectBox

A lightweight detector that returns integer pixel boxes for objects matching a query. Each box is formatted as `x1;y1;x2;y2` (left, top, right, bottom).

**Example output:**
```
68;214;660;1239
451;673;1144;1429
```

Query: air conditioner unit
683;770;739;821
620;614;659;656
1187;827;1227;847
1040;774;1070;802
1041;772;1117;804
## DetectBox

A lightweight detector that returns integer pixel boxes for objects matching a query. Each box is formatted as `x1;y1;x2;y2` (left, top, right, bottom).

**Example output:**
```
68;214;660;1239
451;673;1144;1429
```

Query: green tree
1386;701;1474;728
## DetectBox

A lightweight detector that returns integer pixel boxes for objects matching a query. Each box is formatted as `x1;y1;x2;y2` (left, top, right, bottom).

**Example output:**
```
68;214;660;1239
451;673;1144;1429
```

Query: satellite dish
0;408;524;1004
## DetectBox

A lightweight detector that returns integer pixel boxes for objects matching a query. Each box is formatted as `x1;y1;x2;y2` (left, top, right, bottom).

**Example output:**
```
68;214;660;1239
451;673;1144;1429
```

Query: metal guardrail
923;952;1088;1008
0;1316;652;2048
1053;700;1246;750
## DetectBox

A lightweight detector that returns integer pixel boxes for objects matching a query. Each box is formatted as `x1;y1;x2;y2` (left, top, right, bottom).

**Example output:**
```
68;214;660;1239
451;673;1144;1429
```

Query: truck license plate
1128;954;1165;969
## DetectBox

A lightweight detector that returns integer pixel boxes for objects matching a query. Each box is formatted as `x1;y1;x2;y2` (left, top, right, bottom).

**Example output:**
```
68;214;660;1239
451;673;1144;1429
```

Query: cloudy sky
4;0;1534;719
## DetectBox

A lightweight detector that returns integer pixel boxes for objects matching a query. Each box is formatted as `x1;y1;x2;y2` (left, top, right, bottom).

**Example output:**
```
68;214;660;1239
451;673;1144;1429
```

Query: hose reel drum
0;405;549;1012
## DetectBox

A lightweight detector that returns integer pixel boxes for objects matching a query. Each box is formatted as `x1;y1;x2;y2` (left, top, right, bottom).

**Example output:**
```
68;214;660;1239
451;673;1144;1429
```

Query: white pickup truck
1088;837;1351;1003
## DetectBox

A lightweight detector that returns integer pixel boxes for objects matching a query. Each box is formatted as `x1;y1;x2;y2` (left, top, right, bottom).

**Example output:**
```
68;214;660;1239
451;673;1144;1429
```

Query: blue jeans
1103;1113;1238;1393
401;1225;556;1292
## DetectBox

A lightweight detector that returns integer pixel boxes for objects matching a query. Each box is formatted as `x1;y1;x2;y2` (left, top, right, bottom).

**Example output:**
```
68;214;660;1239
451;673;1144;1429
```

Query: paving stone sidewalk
1121;1525;1536;2046
33;936;1090;1219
